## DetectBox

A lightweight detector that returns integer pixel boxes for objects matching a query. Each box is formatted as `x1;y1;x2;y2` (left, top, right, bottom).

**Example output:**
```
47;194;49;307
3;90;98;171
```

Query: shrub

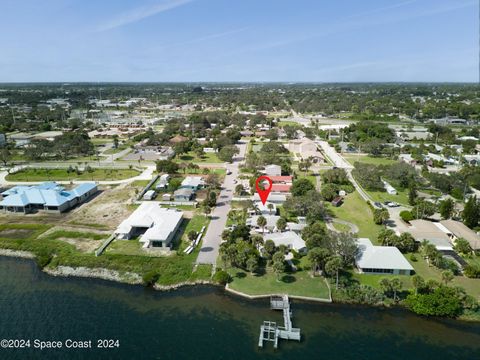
410;253;418;262
405;286;463;318
142;271;160;286
35;253;52;268
464;264;480;278
400;210;414;222
213;270;231;285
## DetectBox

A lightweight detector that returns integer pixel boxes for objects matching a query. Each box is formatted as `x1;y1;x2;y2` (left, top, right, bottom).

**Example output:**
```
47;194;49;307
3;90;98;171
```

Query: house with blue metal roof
0;182;97;214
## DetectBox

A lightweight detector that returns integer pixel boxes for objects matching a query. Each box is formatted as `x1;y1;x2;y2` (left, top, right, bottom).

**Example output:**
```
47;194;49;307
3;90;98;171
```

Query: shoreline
0;252;478;322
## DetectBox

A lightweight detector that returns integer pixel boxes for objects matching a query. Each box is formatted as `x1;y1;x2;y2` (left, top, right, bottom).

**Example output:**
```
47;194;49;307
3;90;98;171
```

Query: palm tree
441;270;454;285
267;203;274;215
257;215;267;234
325;256;342;290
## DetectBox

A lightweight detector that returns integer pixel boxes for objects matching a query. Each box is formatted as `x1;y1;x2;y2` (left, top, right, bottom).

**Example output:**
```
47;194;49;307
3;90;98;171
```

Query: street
195;141;247;266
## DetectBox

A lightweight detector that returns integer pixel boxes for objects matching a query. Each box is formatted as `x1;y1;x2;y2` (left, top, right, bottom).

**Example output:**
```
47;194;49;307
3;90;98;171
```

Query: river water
0;257;479;360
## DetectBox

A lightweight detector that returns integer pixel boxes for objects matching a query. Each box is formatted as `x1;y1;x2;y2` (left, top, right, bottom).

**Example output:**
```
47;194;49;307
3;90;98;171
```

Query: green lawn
175;151;223;164
368;188;409;206
103;146;127;155
6;168;140;181
327;191;382;241
344;155;398;166
0;222;211;286
227;268;330;299
277;120;301;127
173;214;210;252
406;255;480;299
332;222;351;233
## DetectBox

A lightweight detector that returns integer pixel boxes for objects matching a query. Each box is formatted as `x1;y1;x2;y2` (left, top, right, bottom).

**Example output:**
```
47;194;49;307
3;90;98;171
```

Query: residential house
440;219;480;251
355;238;414;275
247;215;281;233
181;176;204;190
264;164;281;177
0;182;97;214
263;231;307;253
408;219;453;250
173;188;194;202
115;203;183;249
331;196;343;207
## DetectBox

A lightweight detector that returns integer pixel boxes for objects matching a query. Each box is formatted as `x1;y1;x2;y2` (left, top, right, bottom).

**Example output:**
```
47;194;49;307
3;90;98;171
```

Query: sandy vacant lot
68;184;138;230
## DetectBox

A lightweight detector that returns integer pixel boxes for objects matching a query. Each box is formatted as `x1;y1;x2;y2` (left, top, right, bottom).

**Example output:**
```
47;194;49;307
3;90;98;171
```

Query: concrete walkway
196;141;247;266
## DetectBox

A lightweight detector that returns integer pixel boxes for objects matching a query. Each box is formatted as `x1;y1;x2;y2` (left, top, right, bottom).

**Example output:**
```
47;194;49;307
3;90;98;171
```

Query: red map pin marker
255;175;273;205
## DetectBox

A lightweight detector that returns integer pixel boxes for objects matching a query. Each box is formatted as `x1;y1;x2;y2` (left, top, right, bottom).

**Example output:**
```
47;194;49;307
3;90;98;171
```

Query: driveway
196;141;247;266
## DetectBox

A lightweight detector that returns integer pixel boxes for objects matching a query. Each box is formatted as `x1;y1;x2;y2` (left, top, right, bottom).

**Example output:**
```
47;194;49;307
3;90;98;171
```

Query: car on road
226;170;232;175
373;202;383;208
387;202;399;207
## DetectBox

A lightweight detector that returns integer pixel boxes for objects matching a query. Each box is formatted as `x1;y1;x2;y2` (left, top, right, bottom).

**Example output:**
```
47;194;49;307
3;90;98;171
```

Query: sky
0;0;477;82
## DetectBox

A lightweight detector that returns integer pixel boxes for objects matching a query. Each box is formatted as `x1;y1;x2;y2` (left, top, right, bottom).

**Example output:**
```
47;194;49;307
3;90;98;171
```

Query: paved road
196;141;247;266
317;140;374;203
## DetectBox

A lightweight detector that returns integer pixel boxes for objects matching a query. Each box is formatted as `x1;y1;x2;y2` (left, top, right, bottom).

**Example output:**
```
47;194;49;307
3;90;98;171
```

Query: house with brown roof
169;135;188;144
440;220;480;250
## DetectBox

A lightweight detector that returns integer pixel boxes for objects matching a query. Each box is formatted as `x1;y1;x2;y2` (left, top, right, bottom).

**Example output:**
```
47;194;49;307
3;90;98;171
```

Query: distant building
265;164;282;177
253;193;286;204
156;174;170;190
331;196;343;207
408;219;453;250
355;238;414;275
252;201;277;215
383;180;397;195
0;182;97;214
181;176;204;190
115;203;183;249
247;215;281;233
169;135;188;144
173;188;194;202
440;220;480;251
203;147;217;153
143;190;156;201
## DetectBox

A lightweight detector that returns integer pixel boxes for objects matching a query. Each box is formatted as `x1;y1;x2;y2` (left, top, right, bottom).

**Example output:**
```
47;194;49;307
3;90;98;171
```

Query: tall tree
276;217;287;232
462;196;480;229
257;215;267;234
439;198;454;220
325;256;342;290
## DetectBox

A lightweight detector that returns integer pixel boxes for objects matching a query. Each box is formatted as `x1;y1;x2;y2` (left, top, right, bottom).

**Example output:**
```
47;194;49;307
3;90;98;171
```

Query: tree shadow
281;275;296;283
180;155;194;161
235;271;247;279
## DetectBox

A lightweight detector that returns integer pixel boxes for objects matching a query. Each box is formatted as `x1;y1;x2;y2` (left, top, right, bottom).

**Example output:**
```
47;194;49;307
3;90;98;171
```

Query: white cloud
95;0;194;32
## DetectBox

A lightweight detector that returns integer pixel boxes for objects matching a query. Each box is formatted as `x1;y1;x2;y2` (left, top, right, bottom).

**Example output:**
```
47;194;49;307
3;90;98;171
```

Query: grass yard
406;255;480;299
277;120;301;127
175;151;223;164
227;268;331;299
344;155;398;166
0;222;210;286
327;191;382;241
6;168;140;182
367;188;409;206
178;215;210;252
332;222;351;233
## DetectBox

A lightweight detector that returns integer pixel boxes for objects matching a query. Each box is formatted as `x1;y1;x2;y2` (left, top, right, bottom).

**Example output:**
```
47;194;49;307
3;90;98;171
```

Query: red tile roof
269;176;293;183
271;184;291;192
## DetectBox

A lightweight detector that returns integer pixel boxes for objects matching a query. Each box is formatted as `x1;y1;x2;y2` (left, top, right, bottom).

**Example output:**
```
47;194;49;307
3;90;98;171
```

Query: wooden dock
258;295;301;349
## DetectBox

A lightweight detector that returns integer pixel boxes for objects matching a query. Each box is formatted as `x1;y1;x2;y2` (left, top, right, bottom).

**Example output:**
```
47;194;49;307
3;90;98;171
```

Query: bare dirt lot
67;184;138;230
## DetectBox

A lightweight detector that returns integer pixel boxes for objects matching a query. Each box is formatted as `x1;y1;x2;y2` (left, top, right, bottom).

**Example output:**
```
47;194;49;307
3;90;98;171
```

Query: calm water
0;257;479;360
